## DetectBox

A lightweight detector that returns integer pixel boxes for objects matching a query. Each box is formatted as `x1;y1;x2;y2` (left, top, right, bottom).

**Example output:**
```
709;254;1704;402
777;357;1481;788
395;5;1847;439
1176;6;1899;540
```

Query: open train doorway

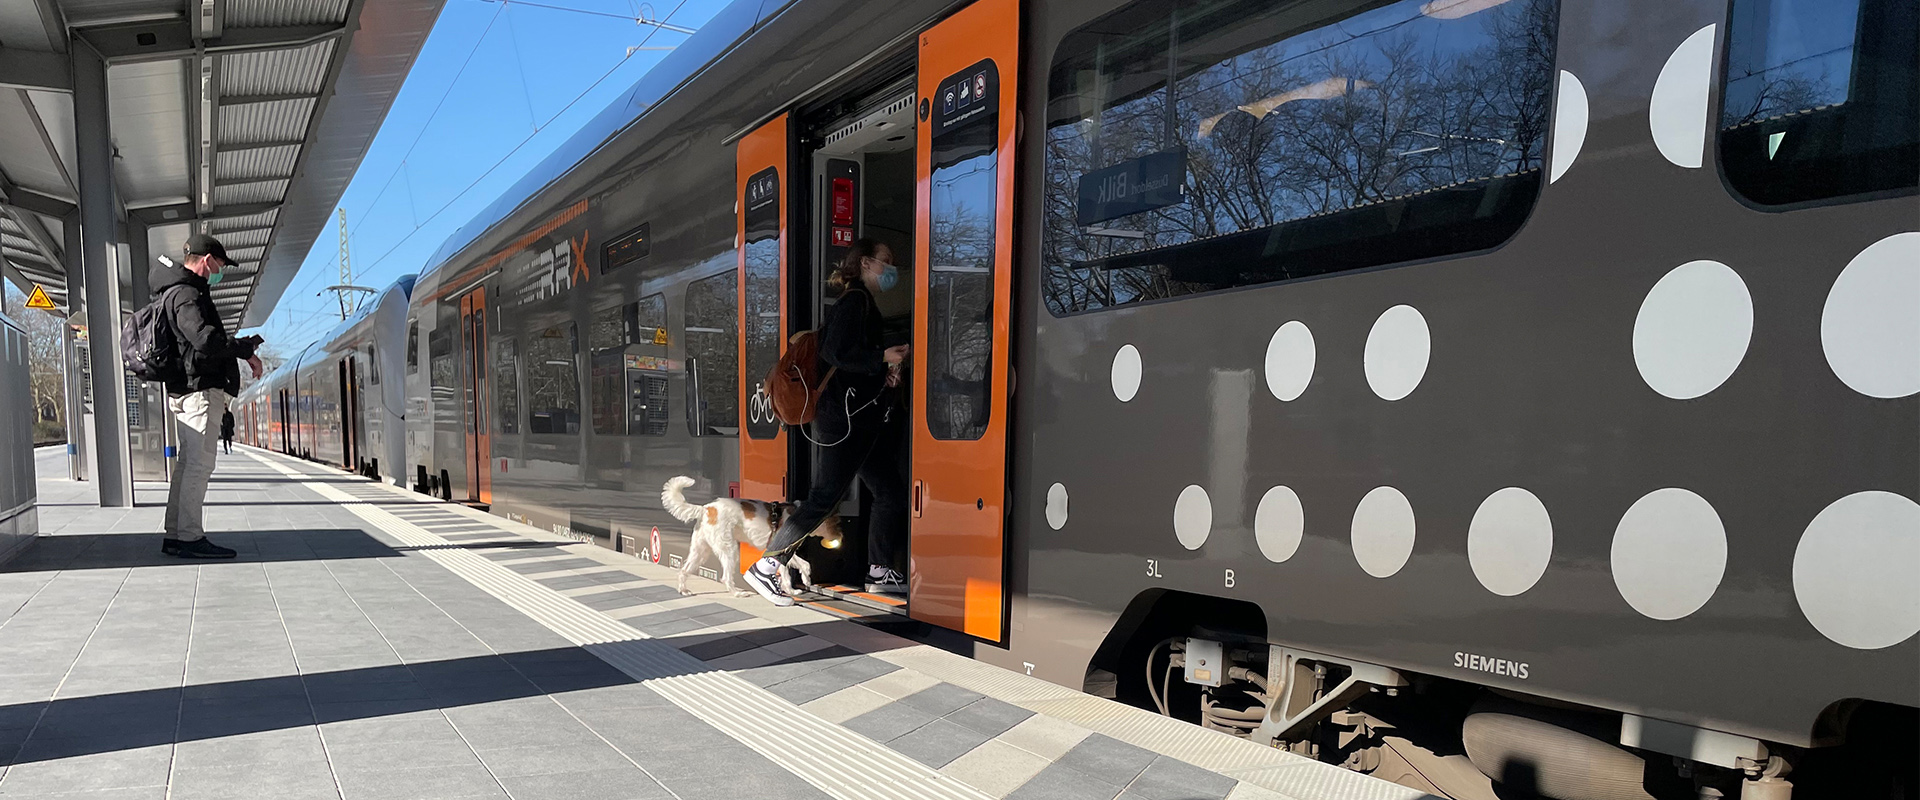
792;77;920;614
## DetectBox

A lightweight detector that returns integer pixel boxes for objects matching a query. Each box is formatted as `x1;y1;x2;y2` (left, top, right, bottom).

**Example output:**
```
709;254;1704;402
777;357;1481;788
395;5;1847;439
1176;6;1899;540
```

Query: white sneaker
865;566;906;595
743;559;795;607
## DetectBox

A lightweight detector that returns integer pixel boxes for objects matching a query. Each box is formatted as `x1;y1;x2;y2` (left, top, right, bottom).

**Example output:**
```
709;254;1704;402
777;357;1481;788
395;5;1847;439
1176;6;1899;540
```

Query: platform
0;448;1427;800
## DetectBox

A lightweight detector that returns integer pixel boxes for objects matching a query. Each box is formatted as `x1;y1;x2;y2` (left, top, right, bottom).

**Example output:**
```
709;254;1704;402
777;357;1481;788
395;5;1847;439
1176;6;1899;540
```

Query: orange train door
737;114;790;538
910;0;1019;642
460;289;492;504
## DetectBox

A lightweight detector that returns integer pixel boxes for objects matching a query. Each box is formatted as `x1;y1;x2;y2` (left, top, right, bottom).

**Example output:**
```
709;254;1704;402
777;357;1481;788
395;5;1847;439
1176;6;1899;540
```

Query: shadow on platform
0;530;404;572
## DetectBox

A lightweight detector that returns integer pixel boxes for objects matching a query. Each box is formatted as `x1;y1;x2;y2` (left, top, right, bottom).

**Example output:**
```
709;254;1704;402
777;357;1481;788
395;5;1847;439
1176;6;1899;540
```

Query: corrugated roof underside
219;97;317;143
224;0;352;27
215;179;290;206
208;209;280;233
220;41;335;95
217;145;302;181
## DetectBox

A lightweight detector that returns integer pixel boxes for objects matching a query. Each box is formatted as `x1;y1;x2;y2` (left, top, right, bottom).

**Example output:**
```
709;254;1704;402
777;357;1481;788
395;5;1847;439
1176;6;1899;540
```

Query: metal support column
60;212;88;482
69;38;132;507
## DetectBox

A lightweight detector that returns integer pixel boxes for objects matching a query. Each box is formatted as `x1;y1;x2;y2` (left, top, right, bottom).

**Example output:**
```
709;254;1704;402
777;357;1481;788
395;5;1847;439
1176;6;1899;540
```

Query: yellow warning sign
652;327;668;345
23;284;55;311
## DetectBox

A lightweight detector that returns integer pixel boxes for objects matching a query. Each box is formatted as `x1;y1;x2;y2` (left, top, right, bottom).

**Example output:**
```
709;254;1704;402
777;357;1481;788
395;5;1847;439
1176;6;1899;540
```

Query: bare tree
3;291;68;444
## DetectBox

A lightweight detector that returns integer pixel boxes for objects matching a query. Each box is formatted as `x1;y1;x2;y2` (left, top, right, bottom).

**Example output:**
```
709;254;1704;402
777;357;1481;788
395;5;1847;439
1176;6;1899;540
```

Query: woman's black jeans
767;391;908;571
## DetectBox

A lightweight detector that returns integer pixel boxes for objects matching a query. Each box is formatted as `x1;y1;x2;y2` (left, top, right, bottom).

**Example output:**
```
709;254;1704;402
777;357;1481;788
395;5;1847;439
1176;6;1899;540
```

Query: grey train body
237;0;1917;795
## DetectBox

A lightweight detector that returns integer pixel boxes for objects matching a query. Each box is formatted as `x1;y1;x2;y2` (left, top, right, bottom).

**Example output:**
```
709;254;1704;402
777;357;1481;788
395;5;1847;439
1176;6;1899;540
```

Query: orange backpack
766;329;836;426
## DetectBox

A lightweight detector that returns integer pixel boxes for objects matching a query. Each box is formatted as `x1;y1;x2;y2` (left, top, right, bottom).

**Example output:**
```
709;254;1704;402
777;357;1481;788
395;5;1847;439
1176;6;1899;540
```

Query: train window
1041;0;1557;315
493;337;519;434
685;271;738;437
1719;0;1917;207
742;167;781;441
626;294;666;345
364;345;379;386
590;305;625;434
527;323;580;435
406;322;419;374
926;62;1000;441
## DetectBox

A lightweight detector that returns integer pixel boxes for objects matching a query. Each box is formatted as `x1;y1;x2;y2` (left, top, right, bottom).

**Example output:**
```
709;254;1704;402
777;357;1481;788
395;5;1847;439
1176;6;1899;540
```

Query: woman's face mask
866;256;899;292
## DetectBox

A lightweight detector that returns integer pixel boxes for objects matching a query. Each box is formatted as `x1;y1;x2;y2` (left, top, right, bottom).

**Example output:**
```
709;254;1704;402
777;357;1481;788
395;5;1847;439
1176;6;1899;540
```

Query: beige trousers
164;389;227;541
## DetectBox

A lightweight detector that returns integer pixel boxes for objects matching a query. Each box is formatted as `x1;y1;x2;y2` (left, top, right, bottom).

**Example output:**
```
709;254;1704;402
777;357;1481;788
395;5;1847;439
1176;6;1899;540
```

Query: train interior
793;74;920;611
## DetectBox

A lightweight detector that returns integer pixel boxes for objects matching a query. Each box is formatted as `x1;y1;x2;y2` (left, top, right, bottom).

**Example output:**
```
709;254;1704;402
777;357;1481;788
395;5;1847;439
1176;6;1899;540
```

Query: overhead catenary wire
269;0;690;352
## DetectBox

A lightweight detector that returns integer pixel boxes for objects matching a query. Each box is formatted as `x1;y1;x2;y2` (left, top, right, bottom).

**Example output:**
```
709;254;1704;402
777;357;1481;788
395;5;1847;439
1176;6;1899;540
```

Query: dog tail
660;476;707;524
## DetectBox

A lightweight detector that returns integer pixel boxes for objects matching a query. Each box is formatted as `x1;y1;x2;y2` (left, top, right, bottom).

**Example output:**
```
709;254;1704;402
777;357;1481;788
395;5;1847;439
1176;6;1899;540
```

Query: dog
660;476;843;598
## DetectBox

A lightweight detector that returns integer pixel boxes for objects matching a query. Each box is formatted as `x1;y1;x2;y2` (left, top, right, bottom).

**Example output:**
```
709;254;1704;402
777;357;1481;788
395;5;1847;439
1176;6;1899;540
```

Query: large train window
741;167;782;440
1040;0;1558;315
527;323;580;435
685;270;738;437
1719;0;1917;207
590;304;627;435
927;62;1000;441
493;337;519;434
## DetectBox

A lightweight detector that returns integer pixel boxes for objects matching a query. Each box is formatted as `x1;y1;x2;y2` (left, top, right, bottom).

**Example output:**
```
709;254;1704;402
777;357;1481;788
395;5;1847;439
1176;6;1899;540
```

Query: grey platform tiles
0;449;1423;800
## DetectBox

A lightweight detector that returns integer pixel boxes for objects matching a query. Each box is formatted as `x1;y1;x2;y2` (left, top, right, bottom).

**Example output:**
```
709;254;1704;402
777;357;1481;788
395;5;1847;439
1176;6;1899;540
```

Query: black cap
184;233;231;265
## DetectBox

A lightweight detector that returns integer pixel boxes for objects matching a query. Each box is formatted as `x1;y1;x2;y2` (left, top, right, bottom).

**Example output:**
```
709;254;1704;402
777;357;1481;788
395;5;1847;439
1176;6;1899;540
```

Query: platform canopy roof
0;0;442;329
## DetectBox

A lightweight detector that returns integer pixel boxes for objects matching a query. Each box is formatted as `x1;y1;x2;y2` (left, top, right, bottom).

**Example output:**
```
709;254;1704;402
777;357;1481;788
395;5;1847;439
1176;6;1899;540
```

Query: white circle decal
1650;24;1717;168
1254;486;1305;563
1633;261;1753;399
1111;344;1142;402
1550;70;1589;183
1173;485;1212;551
1468;488;1554;597
1351;487;1416;578
1793;491;1920;650
1264;322;1316;402
1822;232;1920;399
1045;483;1070;531
1364;306;1431;401
1612;488;1727;620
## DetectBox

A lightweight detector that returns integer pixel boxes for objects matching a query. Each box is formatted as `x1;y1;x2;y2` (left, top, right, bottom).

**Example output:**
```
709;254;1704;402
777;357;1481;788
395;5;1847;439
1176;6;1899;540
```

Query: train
235;0;1919;797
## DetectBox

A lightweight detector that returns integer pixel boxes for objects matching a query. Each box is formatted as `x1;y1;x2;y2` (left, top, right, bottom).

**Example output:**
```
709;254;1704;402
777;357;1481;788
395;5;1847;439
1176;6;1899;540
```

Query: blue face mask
206;269;224;286
876;264;899;292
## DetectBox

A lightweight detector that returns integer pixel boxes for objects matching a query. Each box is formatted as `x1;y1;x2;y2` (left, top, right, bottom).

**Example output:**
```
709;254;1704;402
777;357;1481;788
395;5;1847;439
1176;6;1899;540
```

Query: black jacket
220;410;235;439
150;260;256;397
820;288;892;412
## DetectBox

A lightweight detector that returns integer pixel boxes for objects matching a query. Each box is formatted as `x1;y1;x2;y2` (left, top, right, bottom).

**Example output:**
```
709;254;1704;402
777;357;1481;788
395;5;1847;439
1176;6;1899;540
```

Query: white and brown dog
660;476;842;598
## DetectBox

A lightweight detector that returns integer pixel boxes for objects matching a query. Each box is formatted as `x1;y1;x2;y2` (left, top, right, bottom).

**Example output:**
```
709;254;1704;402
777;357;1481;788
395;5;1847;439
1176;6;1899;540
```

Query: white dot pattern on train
1363;305;1430;402
1173;484;1211;551
1351;486;1416;579
1263;321;1315;402
1793;491;1920;650
1632;260;1753;400
1649;24;1717;169
1045;483;1070;531
1821;232;1920;399
1549;70;1588;183
1254;486;1305;564
1468;487;1555;597
1611;488;1728;621
1111;344;1142;402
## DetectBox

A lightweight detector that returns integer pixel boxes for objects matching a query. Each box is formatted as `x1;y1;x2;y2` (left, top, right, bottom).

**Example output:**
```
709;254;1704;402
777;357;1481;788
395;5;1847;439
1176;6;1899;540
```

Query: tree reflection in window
493;337;519;434
685;270;738;436
527;324;580;435
1043;0;1557;314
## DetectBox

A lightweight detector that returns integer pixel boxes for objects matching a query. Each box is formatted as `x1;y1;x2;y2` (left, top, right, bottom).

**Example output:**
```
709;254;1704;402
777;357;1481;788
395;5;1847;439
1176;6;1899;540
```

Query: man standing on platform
150;234;263;559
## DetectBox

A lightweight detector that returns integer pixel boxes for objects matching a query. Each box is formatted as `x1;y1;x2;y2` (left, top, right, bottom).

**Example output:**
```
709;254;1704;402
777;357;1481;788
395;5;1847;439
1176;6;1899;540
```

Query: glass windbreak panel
527;324;580;435
1042;0;1557;315
685;270;739;436
590;304;627;435
742;167;782;440
1720;0;1916;206
493;337;519;434
926;61;1000;441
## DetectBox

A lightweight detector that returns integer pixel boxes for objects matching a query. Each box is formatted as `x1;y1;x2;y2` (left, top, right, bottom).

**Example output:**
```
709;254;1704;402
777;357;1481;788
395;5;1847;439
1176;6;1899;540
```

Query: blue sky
249;0;731;355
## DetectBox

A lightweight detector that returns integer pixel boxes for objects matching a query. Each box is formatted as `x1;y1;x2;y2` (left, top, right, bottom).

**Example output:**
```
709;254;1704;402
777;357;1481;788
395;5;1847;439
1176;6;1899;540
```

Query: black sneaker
742;560;795;607
162;537;237;559
865;567;906;595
